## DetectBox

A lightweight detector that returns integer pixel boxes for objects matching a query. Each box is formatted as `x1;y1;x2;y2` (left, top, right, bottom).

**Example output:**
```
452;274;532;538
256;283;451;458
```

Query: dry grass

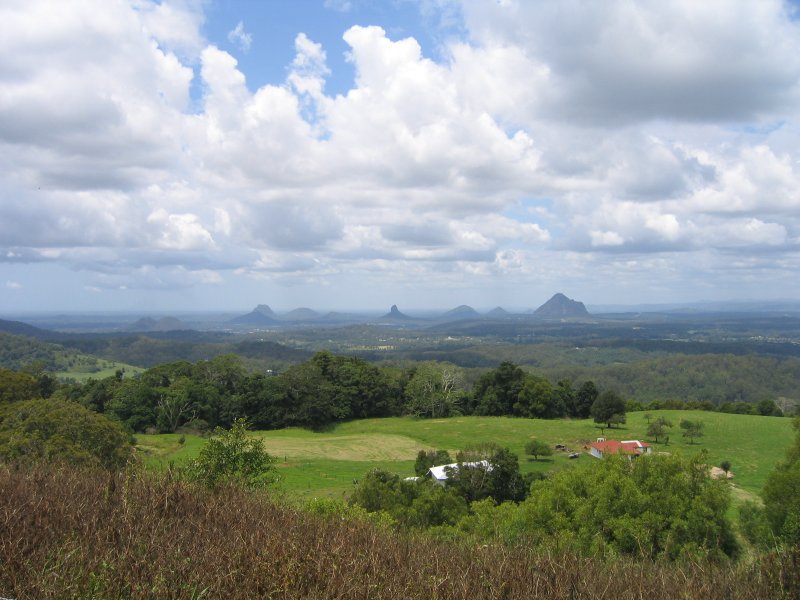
0;464;798;599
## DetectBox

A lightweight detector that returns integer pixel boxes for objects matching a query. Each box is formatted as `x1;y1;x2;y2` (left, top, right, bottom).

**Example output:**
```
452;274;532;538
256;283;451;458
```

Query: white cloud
459;0;800;124
227;21;252;53
5;281;21;289
323;0;353;13
2;0;800;306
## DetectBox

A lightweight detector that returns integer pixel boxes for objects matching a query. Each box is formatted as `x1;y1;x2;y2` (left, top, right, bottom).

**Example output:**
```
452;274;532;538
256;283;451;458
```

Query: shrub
0;398;134;470
186;418;275;491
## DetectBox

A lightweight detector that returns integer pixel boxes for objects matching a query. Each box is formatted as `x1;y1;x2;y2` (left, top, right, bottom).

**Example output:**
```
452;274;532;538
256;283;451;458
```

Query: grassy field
137;410;795;501
54;353;144;382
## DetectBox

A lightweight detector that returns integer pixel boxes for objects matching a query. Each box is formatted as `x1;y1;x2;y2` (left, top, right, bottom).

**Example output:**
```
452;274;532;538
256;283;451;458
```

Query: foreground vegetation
1;464;798;600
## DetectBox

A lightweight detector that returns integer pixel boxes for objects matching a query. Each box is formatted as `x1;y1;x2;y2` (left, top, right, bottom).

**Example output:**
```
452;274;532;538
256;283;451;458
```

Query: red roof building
590;438;652;459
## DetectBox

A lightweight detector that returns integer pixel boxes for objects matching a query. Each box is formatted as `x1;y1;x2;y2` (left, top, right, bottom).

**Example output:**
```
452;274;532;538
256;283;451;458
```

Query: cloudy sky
2;0;800;313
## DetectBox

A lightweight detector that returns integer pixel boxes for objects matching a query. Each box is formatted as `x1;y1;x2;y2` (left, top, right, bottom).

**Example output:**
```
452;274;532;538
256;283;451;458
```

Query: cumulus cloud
1;0;800;305
459;0;800;124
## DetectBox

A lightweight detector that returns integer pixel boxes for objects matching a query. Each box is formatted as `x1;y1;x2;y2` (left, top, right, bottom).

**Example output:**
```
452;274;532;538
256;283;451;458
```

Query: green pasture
55;356;143;382
137;411;795;501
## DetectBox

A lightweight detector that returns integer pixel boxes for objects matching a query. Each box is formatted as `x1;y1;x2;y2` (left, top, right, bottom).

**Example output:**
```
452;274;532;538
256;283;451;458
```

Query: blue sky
201;1;455;98
2;0;800;313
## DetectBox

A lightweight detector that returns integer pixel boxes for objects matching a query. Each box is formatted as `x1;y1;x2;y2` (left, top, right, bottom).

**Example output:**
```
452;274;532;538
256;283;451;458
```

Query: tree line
1;351;788;436
47;355;625;433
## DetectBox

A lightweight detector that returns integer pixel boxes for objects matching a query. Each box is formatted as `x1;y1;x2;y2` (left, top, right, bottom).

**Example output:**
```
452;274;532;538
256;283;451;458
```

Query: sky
2;0;800;313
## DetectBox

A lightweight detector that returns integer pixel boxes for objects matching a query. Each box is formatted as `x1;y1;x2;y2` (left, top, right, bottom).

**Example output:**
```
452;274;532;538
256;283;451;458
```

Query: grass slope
138;411;794;501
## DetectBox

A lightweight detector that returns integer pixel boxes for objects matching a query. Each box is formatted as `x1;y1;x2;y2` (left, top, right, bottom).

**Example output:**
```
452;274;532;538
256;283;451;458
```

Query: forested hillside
543;354;800;405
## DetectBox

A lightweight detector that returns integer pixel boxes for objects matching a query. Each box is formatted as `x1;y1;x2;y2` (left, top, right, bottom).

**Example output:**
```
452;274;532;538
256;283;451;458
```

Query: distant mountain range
226;296;592;328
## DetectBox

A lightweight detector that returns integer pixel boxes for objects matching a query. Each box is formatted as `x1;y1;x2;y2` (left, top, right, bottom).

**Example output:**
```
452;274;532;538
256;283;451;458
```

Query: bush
762;417;800;544
186;418;275;491
739;501;773;549
0;398;134;470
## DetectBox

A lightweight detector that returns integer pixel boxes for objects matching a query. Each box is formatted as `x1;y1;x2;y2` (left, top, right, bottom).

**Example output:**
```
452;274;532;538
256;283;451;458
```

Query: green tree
106;378;159;432
762;417;800;544
515;374;564;419
405;362;465;418
471;362;526;416
448;445;527;504
591;390;626;428
680;419;704;444
524;439;553;461
349;468;468;528
0;398;134;470
187;418;275;491
572;380;599;419
757;399;783;417
556;379;576;417
519;452;738;559
0;368;40;404
738;501;773;549
414;449;452;476
647;416;672;443
156;376;201;433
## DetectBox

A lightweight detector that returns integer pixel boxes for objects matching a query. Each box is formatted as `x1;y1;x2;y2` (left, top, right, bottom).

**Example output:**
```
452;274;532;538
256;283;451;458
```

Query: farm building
428;460;493;486
590;438;652;459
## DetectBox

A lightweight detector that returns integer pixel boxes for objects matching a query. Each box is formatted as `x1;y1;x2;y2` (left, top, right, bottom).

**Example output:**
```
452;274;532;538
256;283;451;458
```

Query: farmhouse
590;438;652;459
428;460;493;486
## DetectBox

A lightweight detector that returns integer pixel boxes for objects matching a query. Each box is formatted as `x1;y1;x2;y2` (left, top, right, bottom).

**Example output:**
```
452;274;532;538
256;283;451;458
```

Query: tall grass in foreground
1;465;797;600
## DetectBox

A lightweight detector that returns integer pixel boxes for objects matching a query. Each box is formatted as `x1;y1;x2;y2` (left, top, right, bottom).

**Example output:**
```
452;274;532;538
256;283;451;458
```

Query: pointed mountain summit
534;293;590;318
381;304;411;320
438;305;480;321
230;304;279;325
253;304;276;317
486;306;510;318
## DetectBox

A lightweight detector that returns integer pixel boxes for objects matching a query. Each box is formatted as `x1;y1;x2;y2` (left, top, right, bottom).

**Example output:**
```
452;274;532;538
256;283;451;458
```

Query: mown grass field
137;410;794;502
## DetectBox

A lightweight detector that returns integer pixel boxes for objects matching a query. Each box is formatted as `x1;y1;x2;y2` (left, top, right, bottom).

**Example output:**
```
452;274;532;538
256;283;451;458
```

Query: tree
0;398;134;470
680;419;704;444
647;416;672;443
762;417;800;544
757;399;783;417
448;445;527;504
591;390;626;428
556;379;576;417
106;378;159;432
349;469;468;528
608;413;626;428
471;362;526;416
0;368;40;404
573;381;599;419
515;374;564;419
520;452;738;559
187;418;275;491
405;362;465;418
156;376;199;433
414;449;452;476
525;439;553;461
